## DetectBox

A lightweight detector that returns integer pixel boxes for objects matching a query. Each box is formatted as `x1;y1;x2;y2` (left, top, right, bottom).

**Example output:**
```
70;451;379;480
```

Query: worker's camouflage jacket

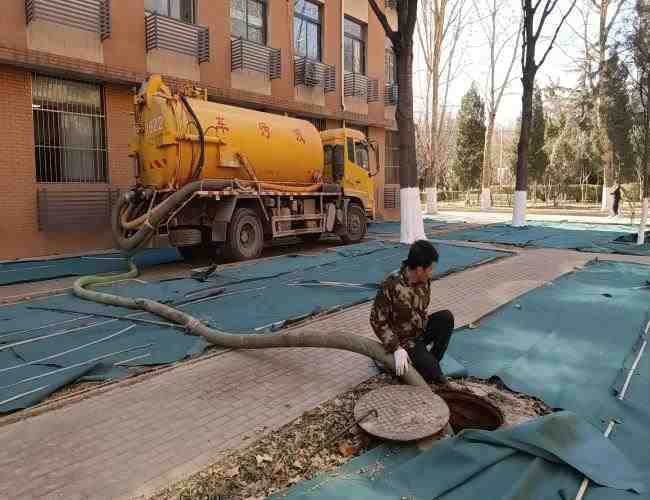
370;264;431;353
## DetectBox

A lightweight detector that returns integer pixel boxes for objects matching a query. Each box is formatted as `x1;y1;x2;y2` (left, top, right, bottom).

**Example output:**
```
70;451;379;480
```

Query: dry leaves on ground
149;374;550;500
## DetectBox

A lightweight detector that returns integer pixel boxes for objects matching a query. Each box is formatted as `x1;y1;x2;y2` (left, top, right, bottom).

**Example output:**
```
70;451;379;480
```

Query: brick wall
0;65;134;260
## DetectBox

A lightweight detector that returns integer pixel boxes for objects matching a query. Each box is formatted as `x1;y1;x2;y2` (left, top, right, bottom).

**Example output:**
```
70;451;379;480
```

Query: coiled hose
112;180;232;253
72;260;427;387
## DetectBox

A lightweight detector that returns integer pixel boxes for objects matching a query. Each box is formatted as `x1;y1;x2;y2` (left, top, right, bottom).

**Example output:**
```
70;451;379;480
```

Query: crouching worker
370;240;454;386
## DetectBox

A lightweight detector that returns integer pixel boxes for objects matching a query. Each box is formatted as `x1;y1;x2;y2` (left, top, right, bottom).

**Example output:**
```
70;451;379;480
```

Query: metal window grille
344;71;368;97
384;82;399;105
231;37;281;79
32;74;108;184
383;185;400;209
384;130;400;189
37;188;120;231
293;56;336;92
25;0;111;40
367;78;380;102
145;12;210;63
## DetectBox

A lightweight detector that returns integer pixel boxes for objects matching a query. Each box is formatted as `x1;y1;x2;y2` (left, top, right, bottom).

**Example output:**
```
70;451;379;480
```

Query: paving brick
2;248;648;499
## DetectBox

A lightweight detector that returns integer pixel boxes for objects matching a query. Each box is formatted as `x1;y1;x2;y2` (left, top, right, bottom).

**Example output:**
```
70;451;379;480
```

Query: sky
411;0;632;129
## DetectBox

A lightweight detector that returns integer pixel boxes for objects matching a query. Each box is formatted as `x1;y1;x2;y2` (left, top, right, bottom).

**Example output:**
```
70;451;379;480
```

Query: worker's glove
393;347;410;376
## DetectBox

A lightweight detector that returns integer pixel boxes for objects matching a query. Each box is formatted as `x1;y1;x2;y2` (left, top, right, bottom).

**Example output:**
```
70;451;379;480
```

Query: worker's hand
393;347;410;376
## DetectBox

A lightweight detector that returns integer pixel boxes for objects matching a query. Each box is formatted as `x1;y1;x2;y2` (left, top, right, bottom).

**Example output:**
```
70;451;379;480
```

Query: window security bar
25;0;111;40
145;12;209;63
231;37;281;79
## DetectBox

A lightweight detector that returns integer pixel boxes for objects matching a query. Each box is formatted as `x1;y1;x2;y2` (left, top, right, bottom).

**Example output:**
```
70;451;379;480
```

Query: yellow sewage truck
112;75;378;261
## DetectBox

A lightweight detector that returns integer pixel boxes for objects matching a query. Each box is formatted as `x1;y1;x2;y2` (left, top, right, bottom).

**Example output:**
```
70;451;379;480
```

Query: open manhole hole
436;389;504;433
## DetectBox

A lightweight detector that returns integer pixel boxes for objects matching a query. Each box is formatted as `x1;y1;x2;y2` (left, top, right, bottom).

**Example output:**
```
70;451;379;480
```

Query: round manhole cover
354;385;450;441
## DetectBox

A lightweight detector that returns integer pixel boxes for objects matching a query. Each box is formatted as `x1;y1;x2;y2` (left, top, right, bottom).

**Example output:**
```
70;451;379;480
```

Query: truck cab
321;128;376;220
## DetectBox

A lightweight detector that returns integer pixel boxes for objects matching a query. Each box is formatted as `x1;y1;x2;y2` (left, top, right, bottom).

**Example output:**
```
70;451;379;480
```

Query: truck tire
340;204;367;244
224;207;264;261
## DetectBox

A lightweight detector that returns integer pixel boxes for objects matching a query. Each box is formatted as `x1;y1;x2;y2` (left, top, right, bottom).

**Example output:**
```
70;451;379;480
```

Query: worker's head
404;240;438;284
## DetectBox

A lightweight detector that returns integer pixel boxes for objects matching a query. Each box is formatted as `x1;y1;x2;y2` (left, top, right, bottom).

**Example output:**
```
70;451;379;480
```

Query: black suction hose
180;95;205;182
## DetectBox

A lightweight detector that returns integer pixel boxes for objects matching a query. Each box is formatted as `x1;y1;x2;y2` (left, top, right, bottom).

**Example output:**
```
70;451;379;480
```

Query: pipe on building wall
341;0;346;113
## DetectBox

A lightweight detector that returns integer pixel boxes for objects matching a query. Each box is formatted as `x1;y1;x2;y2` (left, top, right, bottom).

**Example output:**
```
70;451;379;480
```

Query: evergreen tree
529;87;548;182
601;52;635;182
454;83;486;189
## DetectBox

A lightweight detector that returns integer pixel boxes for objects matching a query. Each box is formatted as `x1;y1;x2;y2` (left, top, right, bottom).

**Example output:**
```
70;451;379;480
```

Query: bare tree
513;0;578;226
472;0;522;210
369;0;425;242
416;0;464;213
591;0;630;213
626;0;649;242
564;1;629;212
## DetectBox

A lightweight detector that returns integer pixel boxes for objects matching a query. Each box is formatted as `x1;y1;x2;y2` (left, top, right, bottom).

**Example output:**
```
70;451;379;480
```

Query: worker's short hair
404;240;439;269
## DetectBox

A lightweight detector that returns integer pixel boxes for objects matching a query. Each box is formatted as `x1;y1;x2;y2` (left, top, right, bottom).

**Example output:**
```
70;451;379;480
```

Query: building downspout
341;0;346;118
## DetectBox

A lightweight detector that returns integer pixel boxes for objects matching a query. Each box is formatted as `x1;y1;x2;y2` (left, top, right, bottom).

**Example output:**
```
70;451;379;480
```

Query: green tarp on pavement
0;241;508;413
275;412;645;499
279;259;650;499
0;248;181;286
441;221;650;255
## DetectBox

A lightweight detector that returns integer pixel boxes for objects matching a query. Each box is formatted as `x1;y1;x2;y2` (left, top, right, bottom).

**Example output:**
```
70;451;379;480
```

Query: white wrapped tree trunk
638;198;648;245
425;187;438;214
602;184;614;215
400;187;426;243
512;190;527;227
480;188;492;210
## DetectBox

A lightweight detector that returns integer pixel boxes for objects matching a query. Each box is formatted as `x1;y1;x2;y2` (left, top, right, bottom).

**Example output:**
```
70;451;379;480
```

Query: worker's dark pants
406;310;454;383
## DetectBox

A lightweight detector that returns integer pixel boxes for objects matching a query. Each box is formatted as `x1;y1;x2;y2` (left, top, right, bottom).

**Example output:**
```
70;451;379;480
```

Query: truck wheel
340;204;367;244
224;207;264;261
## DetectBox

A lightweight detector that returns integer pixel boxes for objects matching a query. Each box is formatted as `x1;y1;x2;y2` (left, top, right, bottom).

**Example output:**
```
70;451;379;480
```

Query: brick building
0;0;401;261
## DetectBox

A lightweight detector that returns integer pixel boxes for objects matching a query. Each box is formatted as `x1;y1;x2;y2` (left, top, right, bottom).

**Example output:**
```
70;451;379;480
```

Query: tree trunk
481;111;496;210
397;36;426;242
514;76;534;226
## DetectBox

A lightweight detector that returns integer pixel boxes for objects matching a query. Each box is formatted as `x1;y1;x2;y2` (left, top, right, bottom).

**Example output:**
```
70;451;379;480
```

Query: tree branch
537;0;578;70
368;0;399;45
606;0;627;36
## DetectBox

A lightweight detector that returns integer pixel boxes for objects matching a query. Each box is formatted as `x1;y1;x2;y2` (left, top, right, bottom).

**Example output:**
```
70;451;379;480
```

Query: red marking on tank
258;121;271;139
215;116;230;133
293;129;306;144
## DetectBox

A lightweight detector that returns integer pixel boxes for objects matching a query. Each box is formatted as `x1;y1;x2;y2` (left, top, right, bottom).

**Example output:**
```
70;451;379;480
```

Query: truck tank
131;75;324;189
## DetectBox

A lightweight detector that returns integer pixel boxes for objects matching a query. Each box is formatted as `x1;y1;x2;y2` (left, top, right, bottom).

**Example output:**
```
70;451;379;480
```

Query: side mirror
333;144;345;181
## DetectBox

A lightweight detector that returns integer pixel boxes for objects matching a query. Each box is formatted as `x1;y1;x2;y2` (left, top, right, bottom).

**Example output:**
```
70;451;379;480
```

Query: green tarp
276;412;644;499
279;260;650;499
0;241;508;413
442;221;650;255
0;248;181;286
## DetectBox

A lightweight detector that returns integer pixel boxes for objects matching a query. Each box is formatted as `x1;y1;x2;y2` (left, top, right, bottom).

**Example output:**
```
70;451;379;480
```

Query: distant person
370;240;454;386
612;184;622;217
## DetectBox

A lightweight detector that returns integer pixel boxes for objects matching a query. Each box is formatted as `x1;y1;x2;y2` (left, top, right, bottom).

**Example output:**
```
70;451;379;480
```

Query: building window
231;0;267;45
385;130;400;184
385;38;396;84
32;75;107;183
293;0;321;61
145;0;197;24
344;17;366;74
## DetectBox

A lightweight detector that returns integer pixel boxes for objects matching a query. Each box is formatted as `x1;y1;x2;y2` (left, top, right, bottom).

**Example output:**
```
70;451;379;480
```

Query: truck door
343;138;374;214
